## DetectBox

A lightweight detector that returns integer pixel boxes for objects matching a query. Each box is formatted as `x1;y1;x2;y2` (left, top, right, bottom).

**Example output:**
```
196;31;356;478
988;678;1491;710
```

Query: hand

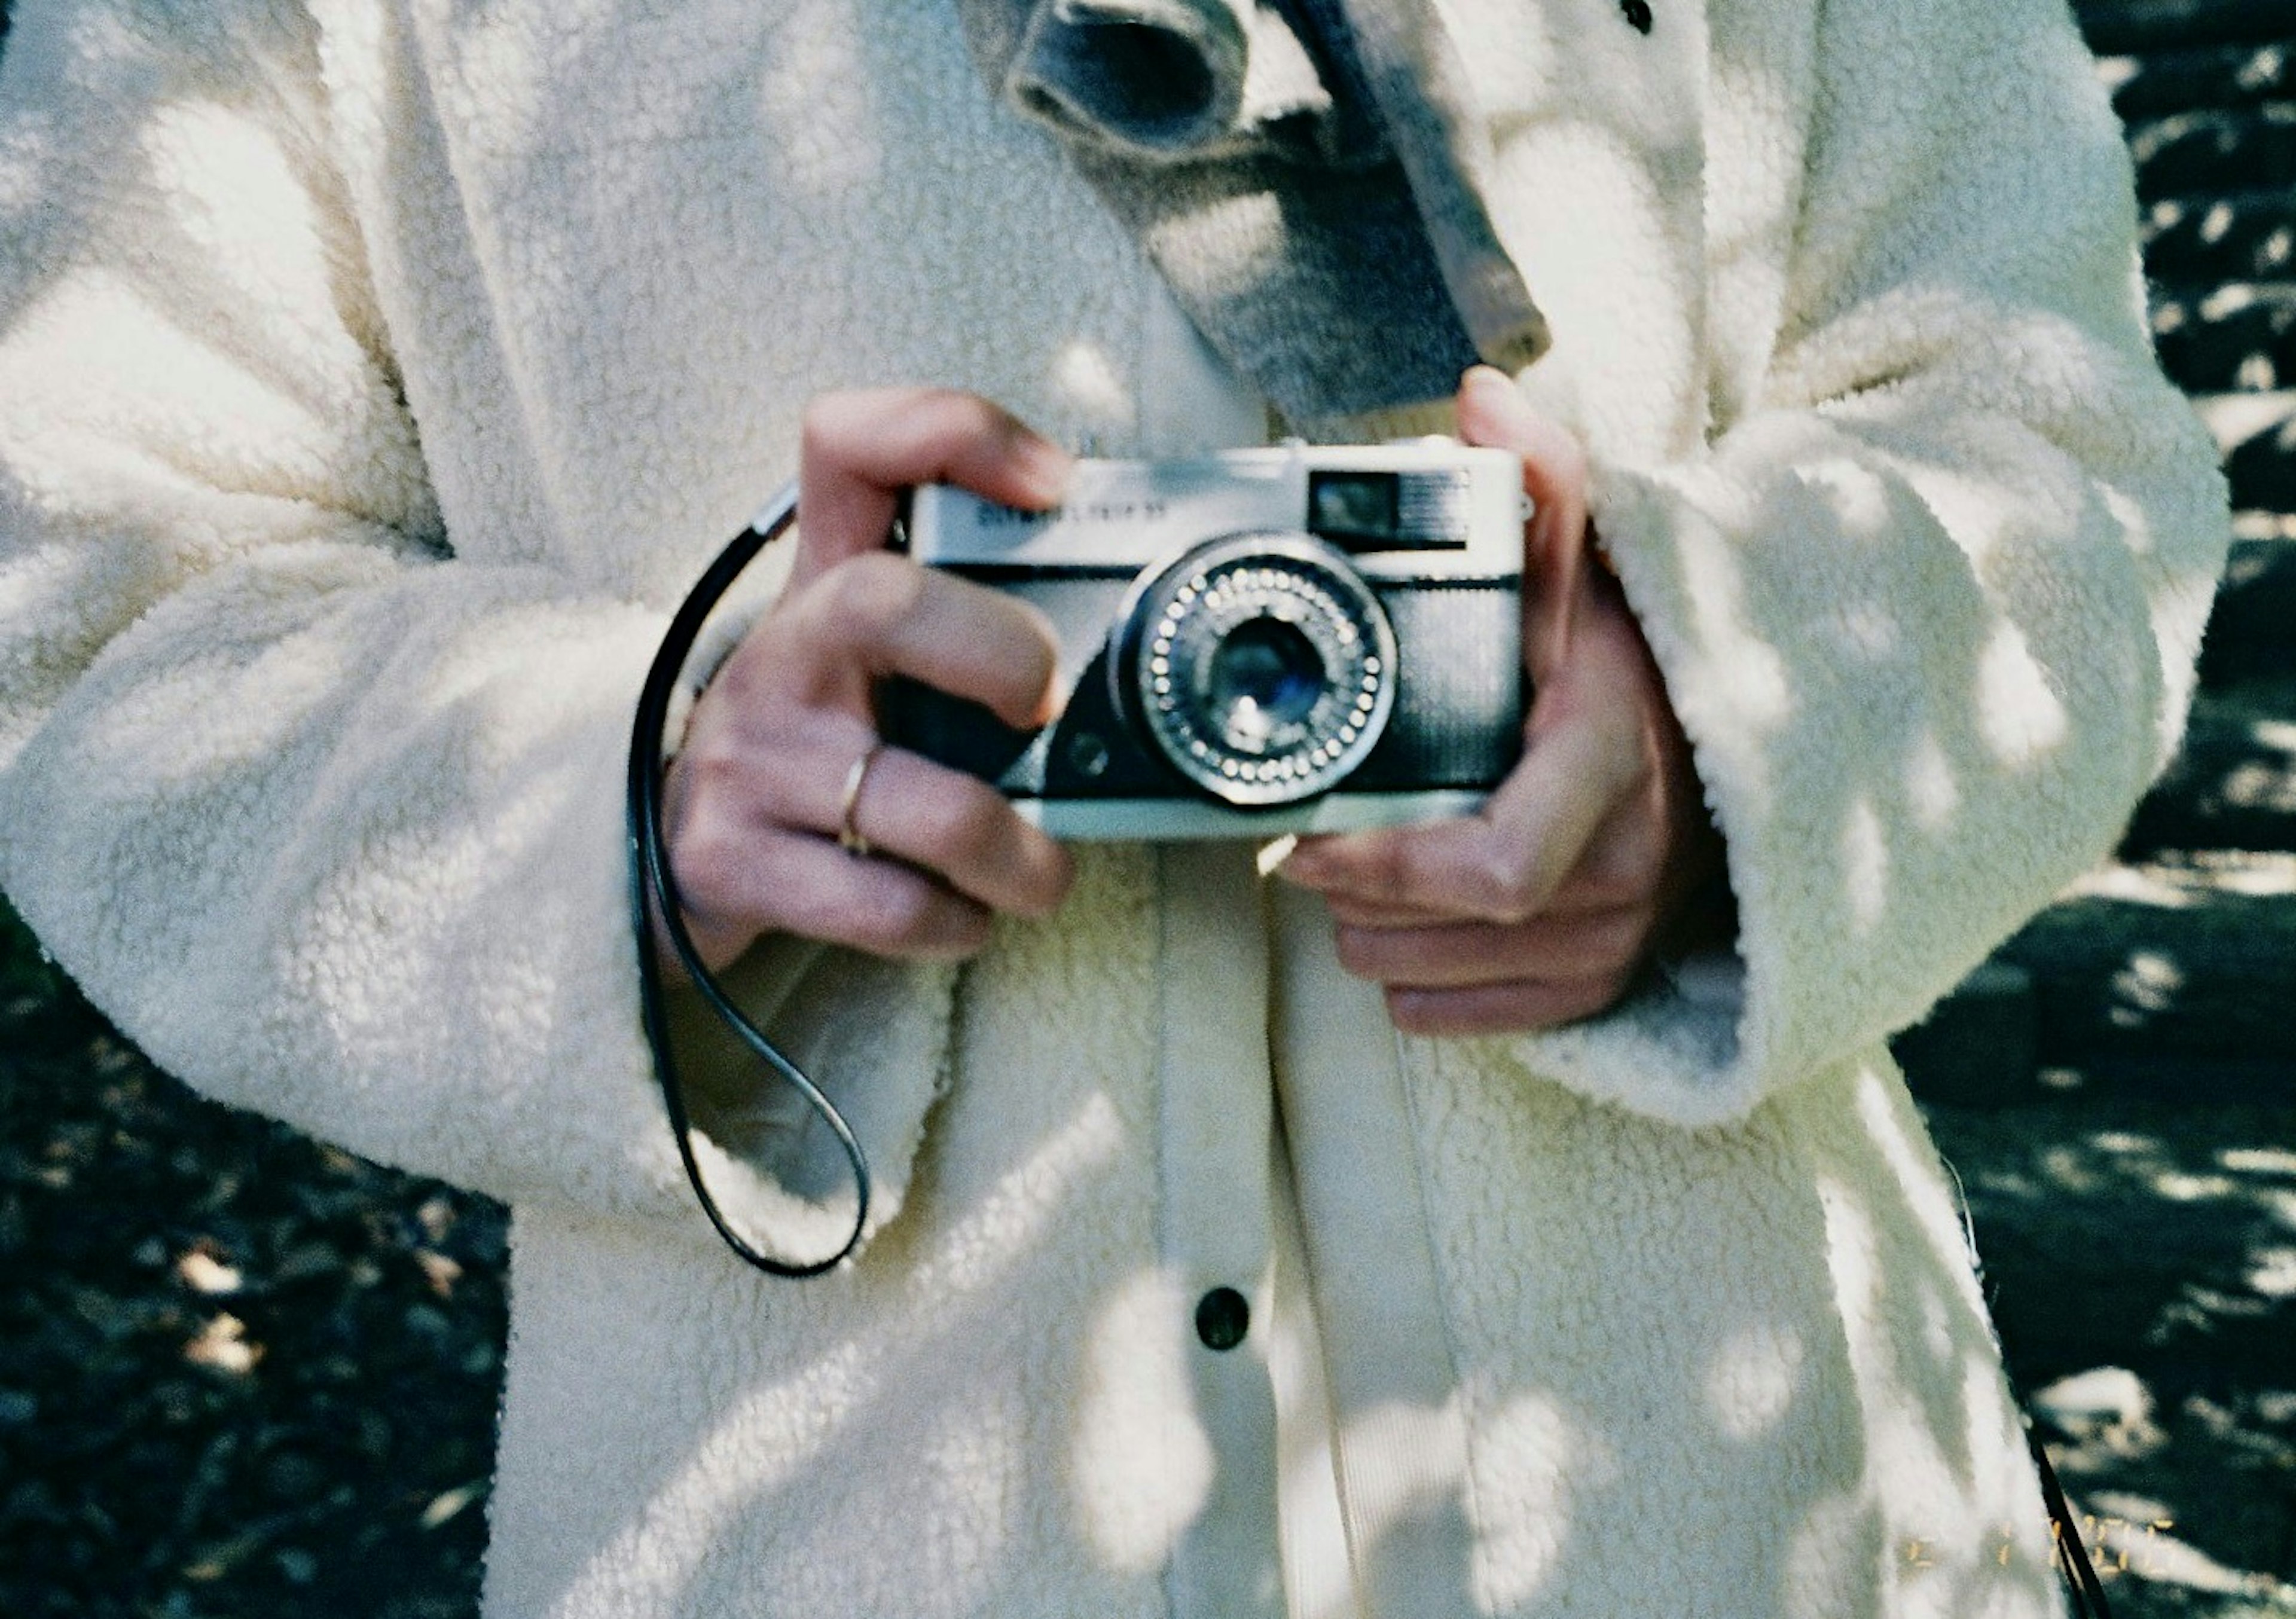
662;387;1078;973
1276;367;1730;1035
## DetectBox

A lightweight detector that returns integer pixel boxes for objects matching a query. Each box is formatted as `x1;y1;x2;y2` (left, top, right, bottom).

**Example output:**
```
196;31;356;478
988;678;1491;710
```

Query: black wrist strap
1957;1175;2115;1618
625;480;871;1278
2028;1416;2114;1618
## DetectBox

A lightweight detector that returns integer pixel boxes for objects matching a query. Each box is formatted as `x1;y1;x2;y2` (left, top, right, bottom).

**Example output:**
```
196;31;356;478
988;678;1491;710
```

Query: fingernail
1462;365;1531;423
1272;843;1326;885
1015;434;1074;505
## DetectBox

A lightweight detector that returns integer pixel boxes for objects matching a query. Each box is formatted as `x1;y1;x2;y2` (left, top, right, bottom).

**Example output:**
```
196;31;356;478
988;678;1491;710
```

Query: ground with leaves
0;911;504;1619
4;902;2293;1617
1926;1092;2296;1615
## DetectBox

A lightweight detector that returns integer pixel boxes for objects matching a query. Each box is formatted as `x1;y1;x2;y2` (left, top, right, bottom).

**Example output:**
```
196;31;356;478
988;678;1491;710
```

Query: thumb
1455;366;1591;682
791;388;1073;588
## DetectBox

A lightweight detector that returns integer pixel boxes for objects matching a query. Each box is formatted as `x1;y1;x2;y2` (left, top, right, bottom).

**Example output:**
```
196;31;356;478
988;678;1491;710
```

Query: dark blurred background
4;0;2296;1614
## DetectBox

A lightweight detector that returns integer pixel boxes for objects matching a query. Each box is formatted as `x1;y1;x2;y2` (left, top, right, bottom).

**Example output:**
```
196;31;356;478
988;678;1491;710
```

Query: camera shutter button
1195;1286;1250;1351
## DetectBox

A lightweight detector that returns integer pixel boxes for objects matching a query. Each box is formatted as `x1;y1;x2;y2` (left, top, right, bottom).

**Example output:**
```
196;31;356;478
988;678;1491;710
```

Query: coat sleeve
1494;0;2231;1127
0;0;952;1248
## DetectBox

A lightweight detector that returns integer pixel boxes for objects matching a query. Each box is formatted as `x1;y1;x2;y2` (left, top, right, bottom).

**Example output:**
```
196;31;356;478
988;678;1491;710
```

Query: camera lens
1205;618;1325;746
1116;534;1397;807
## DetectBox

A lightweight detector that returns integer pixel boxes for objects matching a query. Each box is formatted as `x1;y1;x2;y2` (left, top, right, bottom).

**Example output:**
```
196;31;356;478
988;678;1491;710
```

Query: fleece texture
0;0;2228;1614
958;0;1552;424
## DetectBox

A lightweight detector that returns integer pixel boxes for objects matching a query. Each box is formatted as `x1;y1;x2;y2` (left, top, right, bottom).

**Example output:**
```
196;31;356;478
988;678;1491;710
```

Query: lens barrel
1116;533;1399;807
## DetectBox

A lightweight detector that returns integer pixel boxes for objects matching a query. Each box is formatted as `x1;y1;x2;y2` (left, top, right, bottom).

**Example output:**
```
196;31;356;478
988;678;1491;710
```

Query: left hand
1275;367;1729;1035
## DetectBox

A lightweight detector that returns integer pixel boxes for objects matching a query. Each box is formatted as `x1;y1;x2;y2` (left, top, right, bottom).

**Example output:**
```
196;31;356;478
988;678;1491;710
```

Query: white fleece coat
0;0;2230;1614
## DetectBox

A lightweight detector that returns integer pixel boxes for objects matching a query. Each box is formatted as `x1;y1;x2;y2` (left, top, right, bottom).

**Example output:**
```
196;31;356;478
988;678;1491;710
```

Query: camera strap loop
2031;1425;2115;1618
626;479;872;1278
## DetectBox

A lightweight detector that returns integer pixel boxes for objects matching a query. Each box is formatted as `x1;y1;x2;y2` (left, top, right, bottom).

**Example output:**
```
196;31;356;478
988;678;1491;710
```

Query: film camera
884;441;1529;838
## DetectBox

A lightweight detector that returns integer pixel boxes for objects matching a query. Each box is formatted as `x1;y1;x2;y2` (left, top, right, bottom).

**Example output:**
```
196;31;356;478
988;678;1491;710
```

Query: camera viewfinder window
1309;471;1470;551
1309;472;1399;546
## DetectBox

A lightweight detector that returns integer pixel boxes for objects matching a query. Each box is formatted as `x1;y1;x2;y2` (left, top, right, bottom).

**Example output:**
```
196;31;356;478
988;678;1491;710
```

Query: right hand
662;387;1079;974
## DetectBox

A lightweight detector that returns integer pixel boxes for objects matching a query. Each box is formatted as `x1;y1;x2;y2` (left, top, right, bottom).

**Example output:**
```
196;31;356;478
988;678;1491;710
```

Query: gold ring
836;741;886;858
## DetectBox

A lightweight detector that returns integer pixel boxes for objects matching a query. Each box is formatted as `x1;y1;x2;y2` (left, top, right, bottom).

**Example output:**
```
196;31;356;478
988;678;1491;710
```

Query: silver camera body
884;441;1528;839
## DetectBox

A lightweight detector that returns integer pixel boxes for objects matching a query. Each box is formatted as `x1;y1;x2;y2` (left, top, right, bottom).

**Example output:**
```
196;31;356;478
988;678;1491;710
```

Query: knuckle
666;823;746;914
874;883;994;961
951;576;1057;674
935;789;1012;870
855;875;947;947
1330;925;1386;979
798;391;866;465
801;387;920;453
1004;600;1062;686
1470;853;1539;924
781;868;916;950
1028;848;1078;914
1586;829;1662;902
695;636;768;708
798;396;835;457
1002;831;1075;918
919;386;1009;438
677;740;804;827
838;867;912;933
668;743;730;810
1550;967;1628;1024
823;552;923;633
1573;868;1639;911
677;735;754;793
1384;988;1442;1037
927;909;997;961
886;388;1007;467
1594;910;1652;971
945;389;1013;441
1571;975;1631;1022
1354;842;1413;905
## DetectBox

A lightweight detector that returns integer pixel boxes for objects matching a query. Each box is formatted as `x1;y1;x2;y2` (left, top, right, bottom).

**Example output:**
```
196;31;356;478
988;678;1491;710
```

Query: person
0;0;2227;1614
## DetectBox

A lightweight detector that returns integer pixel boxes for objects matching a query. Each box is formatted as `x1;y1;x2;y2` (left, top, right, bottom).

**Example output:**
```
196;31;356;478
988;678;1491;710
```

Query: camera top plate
905;441;1525;582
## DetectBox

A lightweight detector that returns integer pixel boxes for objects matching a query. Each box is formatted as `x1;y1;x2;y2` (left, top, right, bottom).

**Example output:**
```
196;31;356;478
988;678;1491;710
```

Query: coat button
1195;1287;1250;1351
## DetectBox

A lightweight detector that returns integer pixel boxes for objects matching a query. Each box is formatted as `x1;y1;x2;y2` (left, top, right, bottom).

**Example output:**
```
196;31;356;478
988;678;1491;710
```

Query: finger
1315;891;1461;929
673;711;1069;921
1385;975;1631;1037
836;746;1073;920
793;388;1071;585
1332;908;1650;990
674;820;995;963
1320;881;1628;931
1455;366;1590;679
1278;714;1633;923
771;555;1062;729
